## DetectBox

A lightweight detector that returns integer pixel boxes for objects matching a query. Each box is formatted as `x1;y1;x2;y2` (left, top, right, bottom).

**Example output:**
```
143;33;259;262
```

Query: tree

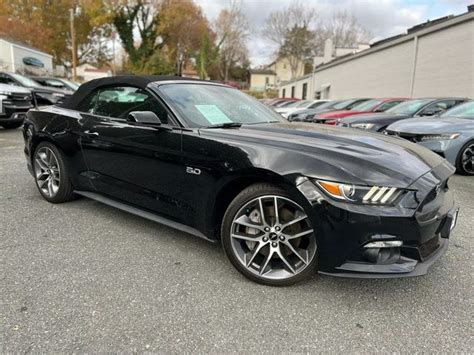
322;11;372;50
263;1;318;79
214;2;249;81
263;1;318;49
110;0;161;70
158;0;210;76
279;26;316;79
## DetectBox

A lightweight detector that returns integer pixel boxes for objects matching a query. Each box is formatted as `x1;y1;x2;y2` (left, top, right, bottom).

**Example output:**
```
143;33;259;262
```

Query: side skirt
74;190;215;243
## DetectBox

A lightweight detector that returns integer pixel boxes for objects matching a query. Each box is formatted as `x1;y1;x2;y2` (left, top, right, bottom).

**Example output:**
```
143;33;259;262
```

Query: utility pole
112;31;116;75
70;8;77;81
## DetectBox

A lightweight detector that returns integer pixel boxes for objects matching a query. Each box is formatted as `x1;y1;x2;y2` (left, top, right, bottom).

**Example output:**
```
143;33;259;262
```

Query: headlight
419;133;460;141
351;123;375;130
315;180;404;205
0;91;12;96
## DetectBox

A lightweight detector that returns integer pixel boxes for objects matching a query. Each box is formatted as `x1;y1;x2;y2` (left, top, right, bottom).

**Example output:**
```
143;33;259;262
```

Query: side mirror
420;107;444;116
127;111;162;126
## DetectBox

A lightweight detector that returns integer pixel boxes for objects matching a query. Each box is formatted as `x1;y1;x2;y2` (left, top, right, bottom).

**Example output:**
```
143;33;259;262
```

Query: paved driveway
1;128;472;352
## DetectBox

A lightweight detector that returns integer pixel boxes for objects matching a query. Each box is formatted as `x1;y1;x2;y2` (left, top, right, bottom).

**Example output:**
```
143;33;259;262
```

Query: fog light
364;240;403;248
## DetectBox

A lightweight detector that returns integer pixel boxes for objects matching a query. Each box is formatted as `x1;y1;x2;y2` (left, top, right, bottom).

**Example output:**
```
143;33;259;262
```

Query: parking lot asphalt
1;127;473;353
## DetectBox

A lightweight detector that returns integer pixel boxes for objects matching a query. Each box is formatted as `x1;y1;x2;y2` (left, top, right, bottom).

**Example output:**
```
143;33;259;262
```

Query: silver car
386;101;474;175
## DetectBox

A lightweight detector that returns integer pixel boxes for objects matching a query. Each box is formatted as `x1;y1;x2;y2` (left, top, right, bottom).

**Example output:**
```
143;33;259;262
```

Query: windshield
440;101;474;119
284;100;310;108
332;99;359;110
159;83;284;127
10;73;42;88
386;99;432;115
62;79;80;90
351;99;382;111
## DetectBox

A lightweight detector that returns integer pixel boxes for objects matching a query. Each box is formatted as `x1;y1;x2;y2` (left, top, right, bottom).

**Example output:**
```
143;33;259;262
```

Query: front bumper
299;162;457;278
319;208;457;278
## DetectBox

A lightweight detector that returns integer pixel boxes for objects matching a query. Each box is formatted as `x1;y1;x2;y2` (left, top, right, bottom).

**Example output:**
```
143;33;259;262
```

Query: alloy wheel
34;147;61;198
230;195;316;281
461;143;474;174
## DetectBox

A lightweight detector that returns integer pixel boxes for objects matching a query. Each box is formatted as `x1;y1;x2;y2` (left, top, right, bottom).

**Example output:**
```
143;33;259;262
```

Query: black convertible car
22;76;458;285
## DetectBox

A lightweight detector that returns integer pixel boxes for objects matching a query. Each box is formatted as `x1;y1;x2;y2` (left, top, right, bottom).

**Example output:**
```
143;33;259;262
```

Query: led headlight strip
316;180;402;205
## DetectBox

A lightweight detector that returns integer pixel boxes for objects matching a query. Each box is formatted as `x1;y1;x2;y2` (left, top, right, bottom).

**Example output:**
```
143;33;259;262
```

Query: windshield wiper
206;122;243;129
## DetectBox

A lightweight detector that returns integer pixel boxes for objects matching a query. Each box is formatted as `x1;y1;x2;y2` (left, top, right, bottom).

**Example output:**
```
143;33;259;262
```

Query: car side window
93;86;170;124
77;90;101;113
419;100;457;116
377;101;402;112
0;75;16;85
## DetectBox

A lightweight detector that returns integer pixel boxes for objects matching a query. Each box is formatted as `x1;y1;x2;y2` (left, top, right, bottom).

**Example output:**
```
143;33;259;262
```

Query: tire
0;122;23;129
221;183;318;286
455;140;474;175
33;142;76;203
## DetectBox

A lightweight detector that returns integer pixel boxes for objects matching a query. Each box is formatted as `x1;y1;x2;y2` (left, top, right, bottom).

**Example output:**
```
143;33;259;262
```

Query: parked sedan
0;72;72;105
23;76;457;285
315;98;407;125
30;76;79;92
275;99;330;118
386;101;474;175
338;97;469;132
288;98;370;122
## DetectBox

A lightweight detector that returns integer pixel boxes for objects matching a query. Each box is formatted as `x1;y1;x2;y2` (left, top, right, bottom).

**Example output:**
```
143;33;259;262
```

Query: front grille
5;93;32;107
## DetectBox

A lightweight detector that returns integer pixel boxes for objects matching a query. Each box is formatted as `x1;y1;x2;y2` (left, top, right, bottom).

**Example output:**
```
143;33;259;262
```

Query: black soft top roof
60;75;203;110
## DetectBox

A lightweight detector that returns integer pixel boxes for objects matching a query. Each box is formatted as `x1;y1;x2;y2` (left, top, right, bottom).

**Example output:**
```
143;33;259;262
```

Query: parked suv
0;83;33;129
0;72;71;106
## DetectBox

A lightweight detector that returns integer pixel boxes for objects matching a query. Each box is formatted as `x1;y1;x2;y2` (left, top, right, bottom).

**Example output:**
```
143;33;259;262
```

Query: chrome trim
364;241;403;248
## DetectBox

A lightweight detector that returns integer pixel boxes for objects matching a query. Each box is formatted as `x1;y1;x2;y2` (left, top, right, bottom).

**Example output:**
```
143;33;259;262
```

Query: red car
316;98;407;125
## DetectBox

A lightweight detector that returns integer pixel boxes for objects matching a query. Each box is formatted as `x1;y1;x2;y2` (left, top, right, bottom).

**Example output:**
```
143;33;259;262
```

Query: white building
0;37;53;75
280;6;474;100
76;64;112;83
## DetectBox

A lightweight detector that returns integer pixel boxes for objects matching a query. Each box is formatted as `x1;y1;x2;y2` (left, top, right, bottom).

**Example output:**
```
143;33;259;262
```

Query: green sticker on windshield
195;105;232;124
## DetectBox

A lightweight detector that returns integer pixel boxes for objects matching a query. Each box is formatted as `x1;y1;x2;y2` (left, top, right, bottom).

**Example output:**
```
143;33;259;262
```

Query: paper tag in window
195;105;232;124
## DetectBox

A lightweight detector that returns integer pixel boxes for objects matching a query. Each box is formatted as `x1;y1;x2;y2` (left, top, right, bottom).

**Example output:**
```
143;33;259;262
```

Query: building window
315;91;321;99
282;89;286;98
302;83;308;100
265;77;269;85
291;86;295;98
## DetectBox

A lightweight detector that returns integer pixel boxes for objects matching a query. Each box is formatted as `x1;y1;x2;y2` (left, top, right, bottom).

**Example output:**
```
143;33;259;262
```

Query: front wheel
456;140;474;175
222;183;318;286
33;142;76;203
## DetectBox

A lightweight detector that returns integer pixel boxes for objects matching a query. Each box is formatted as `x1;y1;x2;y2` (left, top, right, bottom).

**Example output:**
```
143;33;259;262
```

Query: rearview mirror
127;111;162;126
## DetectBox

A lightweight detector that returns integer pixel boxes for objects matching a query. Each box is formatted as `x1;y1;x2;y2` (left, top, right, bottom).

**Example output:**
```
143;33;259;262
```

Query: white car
275;100;330;118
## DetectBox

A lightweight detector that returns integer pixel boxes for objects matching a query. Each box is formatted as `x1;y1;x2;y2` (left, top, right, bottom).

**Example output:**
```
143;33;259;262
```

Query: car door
78;85;187;221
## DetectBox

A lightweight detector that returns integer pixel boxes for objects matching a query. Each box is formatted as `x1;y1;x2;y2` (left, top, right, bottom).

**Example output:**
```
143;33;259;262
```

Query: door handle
84;130;99;137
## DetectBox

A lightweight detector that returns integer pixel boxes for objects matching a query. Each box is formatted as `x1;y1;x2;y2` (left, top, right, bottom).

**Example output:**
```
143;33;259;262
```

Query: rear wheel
222;183;317;286
33;142;76;203
0;122;23;129
456;140;474;175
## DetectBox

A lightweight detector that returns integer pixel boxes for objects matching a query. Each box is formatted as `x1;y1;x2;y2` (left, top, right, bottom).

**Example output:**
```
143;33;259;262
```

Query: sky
195;0;473;66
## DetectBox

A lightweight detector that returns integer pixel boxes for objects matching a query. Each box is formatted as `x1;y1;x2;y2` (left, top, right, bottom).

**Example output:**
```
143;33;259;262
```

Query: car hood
342;112;411;124
31;86;71;95
387;117;474;134
199;122;446;188
0;83;31;94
